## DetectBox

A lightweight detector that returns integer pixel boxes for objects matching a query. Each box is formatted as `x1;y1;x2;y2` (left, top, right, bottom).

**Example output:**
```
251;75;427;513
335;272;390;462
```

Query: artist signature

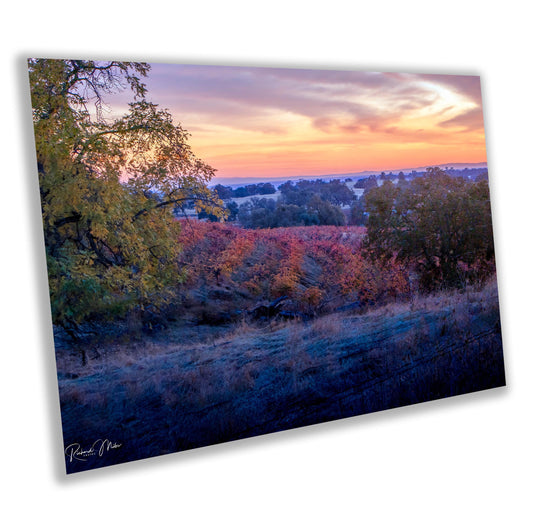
65;439;123;462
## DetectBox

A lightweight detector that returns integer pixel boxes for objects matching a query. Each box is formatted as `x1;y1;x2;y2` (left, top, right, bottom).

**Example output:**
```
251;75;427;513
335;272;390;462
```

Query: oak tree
29;59;224;334
364;167;495;289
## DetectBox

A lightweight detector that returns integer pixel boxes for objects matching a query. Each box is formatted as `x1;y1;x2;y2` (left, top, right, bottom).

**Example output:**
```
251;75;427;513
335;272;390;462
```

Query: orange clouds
123;64;487;178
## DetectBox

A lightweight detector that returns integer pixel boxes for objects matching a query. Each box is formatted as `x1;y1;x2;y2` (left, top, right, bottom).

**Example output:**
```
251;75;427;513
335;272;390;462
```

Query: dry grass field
57;278;504;473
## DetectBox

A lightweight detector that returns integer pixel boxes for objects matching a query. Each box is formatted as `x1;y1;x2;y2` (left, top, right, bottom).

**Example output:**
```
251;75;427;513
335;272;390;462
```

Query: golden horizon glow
109;65;487;179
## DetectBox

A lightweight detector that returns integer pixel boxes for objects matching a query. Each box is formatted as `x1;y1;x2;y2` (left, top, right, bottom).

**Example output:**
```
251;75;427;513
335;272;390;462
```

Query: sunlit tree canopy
29;59;224;334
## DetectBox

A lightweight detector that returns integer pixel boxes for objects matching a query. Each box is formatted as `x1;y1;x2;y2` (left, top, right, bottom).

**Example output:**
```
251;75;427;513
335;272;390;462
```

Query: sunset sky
110;63;487;179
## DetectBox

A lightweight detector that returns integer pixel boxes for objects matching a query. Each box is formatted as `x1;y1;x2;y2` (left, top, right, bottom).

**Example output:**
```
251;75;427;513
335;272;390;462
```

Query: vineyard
173;221;411;326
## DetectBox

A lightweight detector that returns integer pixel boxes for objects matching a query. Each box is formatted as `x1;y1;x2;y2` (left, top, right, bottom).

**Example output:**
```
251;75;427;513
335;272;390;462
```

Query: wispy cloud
439;107;485;131
109;63;487;177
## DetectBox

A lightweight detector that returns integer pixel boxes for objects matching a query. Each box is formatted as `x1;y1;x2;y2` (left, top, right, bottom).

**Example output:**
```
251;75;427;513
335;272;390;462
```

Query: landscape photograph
29;59;505;473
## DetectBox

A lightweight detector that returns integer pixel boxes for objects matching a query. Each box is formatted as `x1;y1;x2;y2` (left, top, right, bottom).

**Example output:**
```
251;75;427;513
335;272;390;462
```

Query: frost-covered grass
57;279;504;473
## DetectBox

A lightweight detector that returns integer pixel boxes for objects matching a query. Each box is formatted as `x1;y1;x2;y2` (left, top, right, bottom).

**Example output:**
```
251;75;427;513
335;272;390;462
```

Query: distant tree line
211;179;355;228
237;195;346;229
442;167;489;181
353;175;379;191
278;179;354;206
213;182;276;199
206;168;491;234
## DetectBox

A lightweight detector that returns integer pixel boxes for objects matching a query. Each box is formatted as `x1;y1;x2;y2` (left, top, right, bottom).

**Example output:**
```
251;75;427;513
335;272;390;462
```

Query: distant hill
437;162;488;170
211;162;488;187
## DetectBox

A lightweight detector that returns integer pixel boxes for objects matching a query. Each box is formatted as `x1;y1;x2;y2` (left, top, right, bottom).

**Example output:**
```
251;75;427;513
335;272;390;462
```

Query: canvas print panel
28;59;505;473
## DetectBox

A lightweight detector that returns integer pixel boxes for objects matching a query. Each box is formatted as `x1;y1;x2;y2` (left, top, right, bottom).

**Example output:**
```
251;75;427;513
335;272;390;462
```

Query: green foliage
349;197;367;225
29;59;224;332
279;178;354;206
225;201;239;221
307;195;346;226
237;197;346;229
232;182;276;197
213;184;234;200
364;167;495;289
231;178;352;229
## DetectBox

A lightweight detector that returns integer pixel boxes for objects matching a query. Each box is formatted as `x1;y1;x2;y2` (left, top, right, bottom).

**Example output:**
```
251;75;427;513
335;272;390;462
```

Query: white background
1;1;531;514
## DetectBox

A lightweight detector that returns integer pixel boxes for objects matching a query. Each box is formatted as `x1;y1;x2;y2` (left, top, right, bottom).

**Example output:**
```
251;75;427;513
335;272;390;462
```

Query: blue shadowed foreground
57;280;505;473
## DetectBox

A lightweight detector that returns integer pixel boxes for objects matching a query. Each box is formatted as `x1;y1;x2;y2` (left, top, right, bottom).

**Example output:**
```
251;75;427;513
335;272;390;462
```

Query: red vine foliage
176;221;411;316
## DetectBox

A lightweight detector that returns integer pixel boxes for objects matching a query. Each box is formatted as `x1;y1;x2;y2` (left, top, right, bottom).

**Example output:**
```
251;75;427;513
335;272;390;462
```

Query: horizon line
210;161;488;185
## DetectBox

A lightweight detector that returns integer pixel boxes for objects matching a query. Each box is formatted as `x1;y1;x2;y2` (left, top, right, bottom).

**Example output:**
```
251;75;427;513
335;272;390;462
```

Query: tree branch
131;196;219;222
55;213;82;227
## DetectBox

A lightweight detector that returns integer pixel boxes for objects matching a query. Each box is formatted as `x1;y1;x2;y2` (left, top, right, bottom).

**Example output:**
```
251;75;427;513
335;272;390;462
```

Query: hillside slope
57;280;505;473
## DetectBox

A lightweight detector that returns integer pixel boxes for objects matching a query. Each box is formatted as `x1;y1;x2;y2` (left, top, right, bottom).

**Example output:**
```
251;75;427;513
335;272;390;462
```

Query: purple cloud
104;63;484;139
